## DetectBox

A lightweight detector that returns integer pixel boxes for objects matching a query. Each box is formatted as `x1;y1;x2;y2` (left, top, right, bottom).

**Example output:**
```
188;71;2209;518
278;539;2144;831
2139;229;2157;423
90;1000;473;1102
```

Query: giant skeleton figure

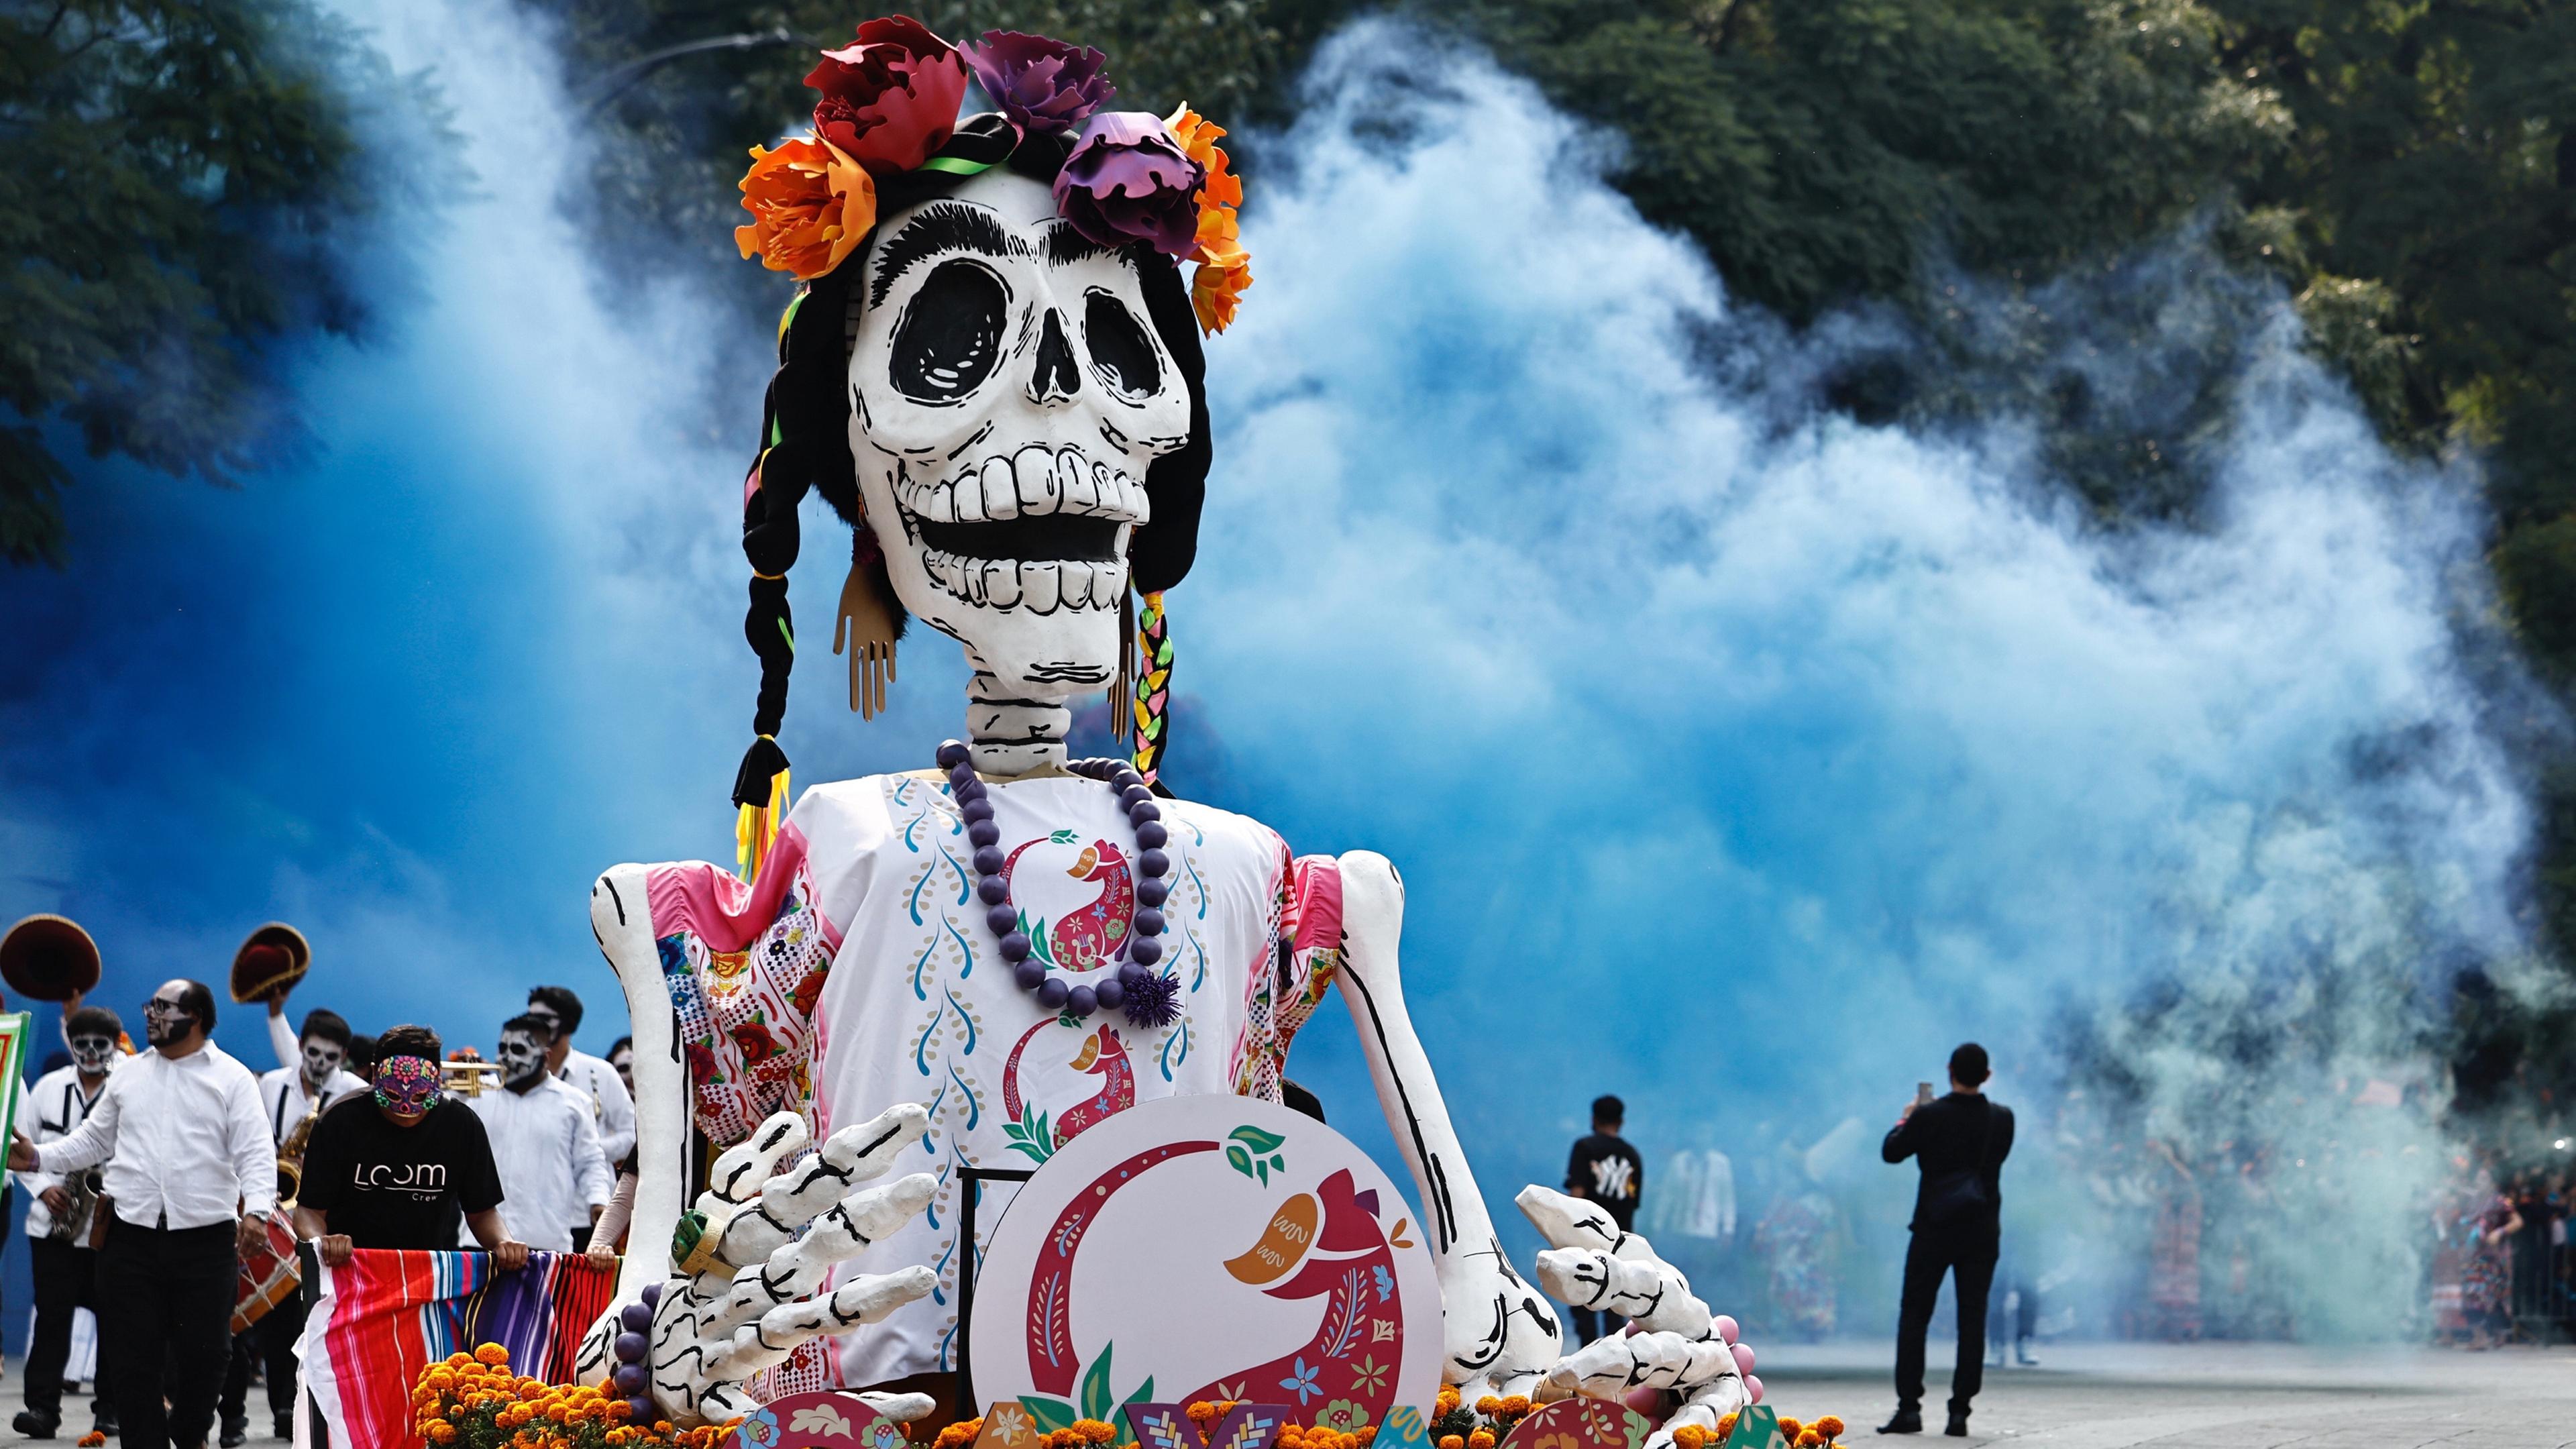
576;77;1757;1441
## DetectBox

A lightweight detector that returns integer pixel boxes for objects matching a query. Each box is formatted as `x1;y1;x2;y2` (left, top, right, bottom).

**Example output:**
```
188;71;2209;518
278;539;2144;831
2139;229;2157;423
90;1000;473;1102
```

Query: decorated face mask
496;1029;549;1087
301;1037;345;1089
68;1033;117;1075
374;1055;441;1116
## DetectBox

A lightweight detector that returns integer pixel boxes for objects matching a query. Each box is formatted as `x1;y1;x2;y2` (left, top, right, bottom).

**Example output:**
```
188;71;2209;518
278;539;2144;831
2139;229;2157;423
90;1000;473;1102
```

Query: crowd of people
5;979;643;1449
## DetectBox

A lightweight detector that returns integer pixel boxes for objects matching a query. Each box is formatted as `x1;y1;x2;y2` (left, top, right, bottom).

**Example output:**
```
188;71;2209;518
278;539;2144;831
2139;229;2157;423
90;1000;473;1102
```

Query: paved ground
0;1342;2563;1447
1756;1339;2575;1448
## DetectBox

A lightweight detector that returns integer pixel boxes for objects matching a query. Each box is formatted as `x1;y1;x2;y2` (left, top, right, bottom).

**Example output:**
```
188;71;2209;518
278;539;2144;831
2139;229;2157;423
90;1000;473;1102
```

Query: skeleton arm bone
1331;851;1562;1399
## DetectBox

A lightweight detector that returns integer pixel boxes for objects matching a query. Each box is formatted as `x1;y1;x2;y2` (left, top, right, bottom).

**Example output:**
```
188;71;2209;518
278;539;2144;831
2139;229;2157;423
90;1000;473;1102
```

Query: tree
0;0;400;565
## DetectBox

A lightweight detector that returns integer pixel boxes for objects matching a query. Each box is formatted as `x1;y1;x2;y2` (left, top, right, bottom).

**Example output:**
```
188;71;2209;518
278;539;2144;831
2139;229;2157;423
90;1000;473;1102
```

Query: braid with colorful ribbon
1131;590;1174;784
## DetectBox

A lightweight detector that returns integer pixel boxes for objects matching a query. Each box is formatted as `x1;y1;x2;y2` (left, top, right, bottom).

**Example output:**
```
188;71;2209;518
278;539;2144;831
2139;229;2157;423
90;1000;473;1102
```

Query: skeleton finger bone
698;1175;938;1346
855;1393;938;1424
718;1110;932;1265
702;1265;936;1384
1517;1185;1648;1260
706;1114;812;1206
1540;1332;1732;1400
1534;1248;1712;1340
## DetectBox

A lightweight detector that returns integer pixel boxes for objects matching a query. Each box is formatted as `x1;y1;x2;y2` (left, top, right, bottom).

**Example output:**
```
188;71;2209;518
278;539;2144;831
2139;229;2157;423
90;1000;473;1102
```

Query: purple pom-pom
614;1362;650;1394
936;741;971;768
619;1301;653;1334
1036;977;1071;1010
1067;985;1097;1017
1122;969;1181;1029
614;1331;648;1363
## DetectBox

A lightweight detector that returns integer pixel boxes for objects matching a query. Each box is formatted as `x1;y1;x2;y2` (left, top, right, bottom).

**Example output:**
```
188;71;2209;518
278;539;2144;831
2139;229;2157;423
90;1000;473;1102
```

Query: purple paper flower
1053;111;1205;256
963;31;1114;137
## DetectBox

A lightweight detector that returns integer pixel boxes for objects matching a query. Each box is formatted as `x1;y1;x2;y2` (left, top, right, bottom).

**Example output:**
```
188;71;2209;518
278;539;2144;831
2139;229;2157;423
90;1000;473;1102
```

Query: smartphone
1916;1081;1935;1107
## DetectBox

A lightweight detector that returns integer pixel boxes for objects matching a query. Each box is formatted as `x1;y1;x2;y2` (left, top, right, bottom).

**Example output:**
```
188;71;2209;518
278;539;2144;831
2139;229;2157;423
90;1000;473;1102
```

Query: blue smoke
0;8;2537;1340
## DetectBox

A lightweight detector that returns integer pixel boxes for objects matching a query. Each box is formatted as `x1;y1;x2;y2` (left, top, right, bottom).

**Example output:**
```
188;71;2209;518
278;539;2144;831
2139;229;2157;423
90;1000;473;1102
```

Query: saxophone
276;1101;321;1208
44;1167;101;1245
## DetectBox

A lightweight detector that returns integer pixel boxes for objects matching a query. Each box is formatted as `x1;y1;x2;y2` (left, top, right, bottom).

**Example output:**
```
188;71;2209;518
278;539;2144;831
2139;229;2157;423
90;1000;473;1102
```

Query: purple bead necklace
938;740;1181;1028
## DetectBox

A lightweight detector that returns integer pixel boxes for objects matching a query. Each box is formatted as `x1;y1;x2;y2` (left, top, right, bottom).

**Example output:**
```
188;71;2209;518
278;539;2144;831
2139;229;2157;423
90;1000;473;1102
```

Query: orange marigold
1672;1428;1707;1449
1438;1438;1464;1449
1796;1435;1821;1448
1467;1433;1495;1449
79;1436;107;1448
1813;1418;1845;1439
1187;1403;1222;1426
1715;1415;1737;1438
736;136;877;280
1075;1419;1117;1444
476;1343;512;1365
1357;1430;1379;1446
1499;1397;1530;1418
1776;1419;1801;1442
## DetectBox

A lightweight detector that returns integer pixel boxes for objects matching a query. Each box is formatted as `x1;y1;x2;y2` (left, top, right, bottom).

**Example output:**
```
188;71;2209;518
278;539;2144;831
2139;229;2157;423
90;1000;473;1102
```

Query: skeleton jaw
895;443;1144;616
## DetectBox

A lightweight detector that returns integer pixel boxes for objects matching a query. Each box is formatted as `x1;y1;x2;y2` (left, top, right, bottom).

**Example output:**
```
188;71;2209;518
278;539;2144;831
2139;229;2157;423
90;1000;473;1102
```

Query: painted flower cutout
963;30;1113;136
1316;1401;1372;1434
1278;1357;1321;1405
806;15;969;176
735;136;878;280
1053;110;1204;257
1348;1354;1390;1397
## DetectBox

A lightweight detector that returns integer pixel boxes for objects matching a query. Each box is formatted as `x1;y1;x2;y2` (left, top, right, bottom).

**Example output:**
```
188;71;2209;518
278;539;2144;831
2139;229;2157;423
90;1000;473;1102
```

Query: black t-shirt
1880;1093;2015;1233
296;1095;504;1250
1566;1131;1644;1231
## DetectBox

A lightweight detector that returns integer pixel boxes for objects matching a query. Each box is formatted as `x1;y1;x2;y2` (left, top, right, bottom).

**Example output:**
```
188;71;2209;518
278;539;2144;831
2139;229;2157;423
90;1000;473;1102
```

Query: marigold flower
1438;1438;1464;1449
736;136;878;280
1672;1428;1707;1449
79;1436;107;1449
1468;1433;1495;1449
1813;1419;1844;1440
1434;1389;1459;1413
1715;1415;1737;1439
476;1343;511;1365
1357;1430;1378;1446
1187;1403;1220;1425
1776;1419;1801;1441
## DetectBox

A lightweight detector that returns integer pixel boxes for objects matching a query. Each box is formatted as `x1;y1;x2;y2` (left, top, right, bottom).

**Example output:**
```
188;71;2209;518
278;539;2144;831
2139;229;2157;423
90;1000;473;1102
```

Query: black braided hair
730;115;1213;808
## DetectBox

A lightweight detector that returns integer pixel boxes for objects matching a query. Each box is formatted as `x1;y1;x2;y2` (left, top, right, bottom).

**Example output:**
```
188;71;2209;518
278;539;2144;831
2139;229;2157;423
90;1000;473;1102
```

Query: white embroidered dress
646;770;1334;1389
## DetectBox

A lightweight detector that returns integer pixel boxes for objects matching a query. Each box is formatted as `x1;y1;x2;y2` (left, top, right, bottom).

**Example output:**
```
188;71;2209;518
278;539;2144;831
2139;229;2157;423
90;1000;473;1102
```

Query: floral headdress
734;17;1250;334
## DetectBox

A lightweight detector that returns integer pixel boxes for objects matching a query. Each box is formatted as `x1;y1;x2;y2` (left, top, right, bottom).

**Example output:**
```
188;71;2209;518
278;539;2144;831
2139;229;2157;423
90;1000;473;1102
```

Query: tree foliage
0;0;400;565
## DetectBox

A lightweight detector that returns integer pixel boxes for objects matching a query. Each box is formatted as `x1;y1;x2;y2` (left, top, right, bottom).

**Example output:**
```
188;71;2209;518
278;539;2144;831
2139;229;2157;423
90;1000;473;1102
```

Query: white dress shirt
555;1049;636;1169
465;1076;610;1252
257;1063;370;1146
14;1062;115;1240
38;1043;274;1230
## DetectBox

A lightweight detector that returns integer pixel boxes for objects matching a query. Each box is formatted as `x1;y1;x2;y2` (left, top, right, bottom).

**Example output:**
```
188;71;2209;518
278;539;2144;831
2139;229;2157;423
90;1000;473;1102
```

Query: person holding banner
292;1024;523;1265
9;980;275;1449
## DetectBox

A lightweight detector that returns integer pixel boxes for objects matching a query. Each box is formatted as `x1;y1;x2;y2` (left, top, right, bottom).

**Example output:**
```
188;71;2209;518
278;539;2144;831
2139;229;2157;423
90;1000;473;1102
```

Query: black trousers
219;1289;307;1424
1894;1226;1998;1417
100;1218;237;1449
25;1235;111;1419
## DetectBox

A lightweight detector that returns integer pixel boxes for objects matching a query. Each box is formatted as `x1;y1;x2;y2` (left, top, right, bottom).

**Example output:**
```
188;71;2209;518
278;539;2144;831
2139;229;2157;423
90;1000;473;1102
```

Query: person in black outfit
1562;1094;1644;1344
291;1024;523;1266
1878;1043;2013;1438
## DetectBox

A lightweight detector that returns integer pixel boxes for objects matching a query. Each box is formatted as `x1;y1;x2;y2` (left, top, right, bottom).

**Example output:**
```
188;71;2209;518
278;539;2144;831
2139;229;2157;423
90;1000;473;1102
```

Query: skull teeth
896;446;1146;526
918;554;1125;615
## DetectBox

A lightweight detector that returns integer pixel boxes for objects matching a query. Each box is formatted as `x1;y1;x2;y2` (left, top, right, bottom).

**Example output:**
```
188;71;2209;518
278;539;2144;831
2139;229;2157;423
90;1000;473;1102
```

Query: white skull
849;168;1193;758
497;1027;549;1086
301;1036;345;1089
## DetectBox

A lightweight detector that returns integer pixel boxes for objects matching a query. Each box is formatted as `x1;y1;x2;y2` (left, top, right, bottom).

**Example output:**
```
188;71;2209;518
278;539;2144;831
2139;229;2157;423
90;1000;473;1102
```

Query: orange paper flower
735;136;879;280
1166;102;1252;333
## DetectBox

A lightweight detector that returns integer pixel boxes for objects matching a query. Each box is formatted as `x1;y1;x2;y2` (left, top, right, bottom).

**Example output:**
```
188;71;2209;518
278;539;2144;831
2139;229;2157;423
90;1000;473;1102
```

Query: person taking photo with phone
1877;1042;2014;1438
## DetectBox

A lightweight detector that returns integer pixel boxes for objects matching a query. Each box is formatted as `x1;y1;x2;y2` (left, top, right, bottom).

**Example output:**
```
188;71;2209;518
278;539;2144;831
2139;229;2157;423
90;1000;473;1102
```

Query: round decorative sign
731;1391;910;1449
969;1094;1442;1435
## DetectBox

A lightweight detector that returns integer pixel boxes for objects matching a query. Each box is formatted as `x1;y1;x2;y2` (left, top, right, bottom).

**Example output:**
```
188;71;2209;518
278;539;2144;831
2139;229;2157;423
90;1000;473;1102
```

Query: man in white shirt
523;986;634;1246
464;1014;610;1254
12;1006;125;1440
221;1008;366;1444
11;980;276;1449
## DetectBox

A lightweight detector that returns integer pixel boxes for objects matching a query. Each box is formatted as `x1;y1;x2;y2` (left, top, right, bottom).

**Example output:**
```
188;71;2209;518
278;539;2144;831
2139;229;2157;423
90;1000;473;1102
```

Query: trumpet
441;1057;501;1098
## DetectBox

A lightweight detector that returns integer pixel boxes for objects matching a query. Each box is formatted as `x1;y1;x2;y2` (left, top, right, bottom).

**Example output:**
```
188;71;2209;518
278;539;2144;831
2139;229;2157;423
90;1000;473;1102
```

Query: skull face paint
850;168;1193;763
68;1034;117;1075
496;1028;550;1088
301;1036;346;1091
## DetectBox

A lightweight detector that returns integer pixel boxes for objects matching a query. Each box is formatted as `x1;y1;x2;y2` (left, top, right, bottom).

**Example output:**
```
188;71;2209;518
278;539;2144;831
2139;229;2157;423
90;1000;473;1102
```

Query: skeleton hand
582;1105;942;1427
1515;1187;1758;1448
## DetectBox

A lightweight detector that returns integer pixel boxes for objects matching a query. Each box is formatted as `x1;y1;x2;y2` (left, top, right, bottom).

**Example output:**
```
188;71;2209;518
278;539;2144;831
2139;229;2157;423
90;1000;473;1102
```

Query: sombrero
229;922;311;1003
0;914;101;1003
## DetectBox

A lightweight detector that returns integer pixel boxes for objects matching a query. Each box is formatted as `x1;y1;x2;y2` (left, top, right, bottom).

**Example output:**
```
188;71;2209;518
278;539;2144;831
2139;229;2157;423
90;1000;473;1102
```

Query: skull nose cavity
1030;309;1080;405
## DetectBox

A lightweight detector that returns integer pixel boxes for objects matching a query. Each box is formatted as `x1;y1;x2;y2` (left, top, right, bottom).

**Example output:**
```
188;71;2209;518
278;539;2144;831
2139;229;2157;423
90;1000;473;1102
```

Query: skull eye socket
1082;289;1161;401
890;260;1010;404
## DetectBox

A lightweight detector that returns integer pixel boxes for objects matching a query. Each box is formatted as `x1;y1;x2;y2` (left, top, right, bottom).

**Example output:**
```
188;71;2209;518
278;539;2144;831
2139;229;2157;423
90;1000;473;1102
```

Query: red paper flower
805;15;969;177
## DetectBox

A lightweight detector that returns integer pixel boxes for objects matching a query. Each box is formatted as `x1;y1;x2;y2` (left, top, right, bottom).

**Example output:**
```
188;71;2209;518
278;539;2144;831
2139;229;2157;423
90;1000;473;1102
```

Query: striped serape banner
296;1249;620;1449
